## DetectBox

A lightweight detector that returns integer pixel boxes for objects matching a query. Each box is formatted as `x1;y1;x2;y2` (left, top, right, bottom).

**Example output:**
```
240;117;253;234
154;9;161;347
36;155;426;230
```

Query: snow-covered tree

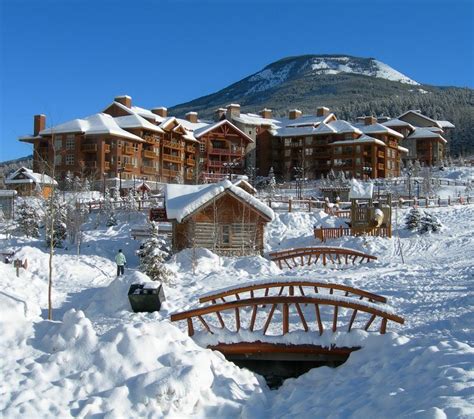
106;211;118;227
17;201;40;238
413;160;421;177
137;222;173;283
405;207;423;231
82;178;90;192
173;172;184;184
419;212;443;234
73;176;82;192
45;191;67;248
64;171;74;191
125;188;138;212
267;167;276;197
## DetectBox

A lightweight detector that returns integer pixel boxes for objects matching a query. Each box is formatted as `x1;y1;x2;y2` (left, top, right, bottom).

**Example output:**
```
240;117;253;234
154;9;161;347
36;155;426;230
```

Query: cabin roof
165;179;273;223
5;167;58;185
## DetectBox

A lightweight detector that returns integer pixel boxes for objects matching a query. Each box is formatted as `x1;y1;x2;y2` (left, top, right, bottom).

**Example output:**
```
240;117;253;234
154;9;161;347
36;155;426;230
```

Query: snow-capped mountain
246;55;419;94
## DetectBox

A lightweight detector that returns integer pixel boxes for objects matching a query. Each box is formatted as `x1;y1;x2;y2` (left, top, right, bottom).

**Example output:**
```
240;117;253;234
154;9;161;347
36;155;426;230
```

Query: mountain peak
245;55;418;94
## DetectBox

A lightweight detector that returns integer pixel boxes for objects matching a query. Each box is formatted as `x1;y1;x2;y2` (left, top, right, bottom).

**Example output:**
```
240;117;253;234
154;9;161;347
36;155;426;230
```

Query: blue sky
1;0;473;161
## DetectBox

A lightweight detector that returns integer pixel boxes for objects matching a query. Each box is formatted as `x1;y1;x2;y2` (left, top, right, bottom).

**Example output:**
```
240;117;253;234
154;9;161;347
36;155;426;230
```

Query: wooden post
288;198;292;213
308;200;311;212
448;196;451;206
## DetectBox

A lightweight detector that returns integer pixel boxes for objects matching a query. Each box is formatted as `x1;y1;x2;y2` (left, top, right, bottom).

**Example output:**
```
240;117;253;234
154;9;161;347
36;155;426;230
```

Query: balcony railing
186;158;195;166
163;140;184;151
377;151;385;159
163;154;182;163
143;150;158;159
143;134;159;144
209;147;244;156
142;166;156;175
104;161;110;170
186;145;195;153
82;144;97;153
124;163;134;171
378;163;385;170
186;172;194;180
124;145;135;155
104;144;111;153
208;161;223;168
162;168;180;178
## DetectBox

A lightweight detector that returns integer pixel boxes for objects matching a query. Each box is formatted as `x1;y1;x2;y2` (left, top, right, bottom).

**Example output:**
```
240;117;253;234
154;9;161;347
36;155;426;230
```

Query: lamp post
363;166;372;180
294;166;304;200
141;176;148;198
102;172;107;197
223;161;239;180
407;170;412;200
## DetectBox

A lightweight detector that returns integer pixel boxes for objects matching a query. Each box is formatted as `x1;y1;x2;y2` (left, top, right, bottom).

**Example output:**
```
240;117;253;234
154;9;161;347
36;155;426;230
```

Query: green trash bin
128;283;166;313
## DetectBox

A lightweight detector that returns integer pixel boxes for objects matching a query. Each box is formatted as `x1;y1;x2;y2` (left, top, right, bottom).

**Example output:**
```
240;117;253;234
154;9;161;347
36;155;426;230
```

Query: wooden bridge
268;247;377;269
170;280;404;363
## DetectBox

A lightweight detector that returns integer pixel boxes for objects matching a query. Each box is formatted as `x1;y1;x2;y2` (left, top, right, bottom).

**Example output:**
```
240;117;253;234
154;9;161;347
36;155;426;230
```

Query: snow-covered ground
1;199;473;416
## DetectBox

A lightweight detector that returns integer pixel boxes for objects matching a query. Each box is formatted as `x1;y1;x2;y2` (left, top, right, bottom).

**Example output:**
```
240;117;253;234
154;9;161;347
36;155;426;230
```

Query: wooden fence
314;226;392;242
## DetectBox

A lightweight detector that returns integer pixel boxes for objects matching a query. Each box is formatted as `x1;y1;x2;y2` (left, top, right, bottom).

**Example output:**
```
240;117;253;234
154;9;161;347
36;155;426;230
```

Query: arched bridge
268;247;377;269
170;280;404;362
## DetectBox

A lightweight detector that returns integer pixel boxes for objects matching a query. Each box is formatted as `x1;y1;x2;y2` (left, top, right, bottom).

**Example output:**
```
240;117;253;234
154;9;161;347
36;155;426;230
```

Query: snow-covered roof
193;120;254;143
233;113;279;127
0;190;17;197
327;120;363;135
330;135;386;147
436;120;455;129
40;113;144;142
232;176;257;194
5;167;58;185
407;128;447;143
354;122;404;139
349;179;374;199
114;114;165;134
398;146;409;153
398;110;443;129
382;118;415;130
165;179;273;223
281;113;335;128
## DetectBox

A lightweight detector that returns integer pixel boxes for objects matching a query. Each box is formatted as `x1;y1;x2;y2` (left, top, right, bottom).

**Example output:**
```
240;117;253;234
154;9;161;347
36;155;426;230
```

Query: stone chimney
364;116;377;126
226;103;241;119
151;107;168;118
289;109;302;120
185;111;198;123
34;114;46;136
316;106;330;117
115;95;132;108
259;108;273;119
214;108;227;121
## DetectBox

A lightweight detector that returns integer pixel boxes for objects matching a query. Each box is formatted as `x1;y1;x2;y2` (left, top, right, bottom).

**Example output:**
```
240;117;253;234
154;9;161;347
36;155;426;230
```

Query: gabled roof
5;167;57;185
382;118;415;130
354;122;404;139
327;120;363;135
103;101;165;124
407;128;447;143
330;134;386;147
39;113;144;142
232;175;257;195
398;110;443;129
165;179;273;223
281;113;336;128
114;114;165;134
193;119;254;143
232;113;280;127
436;120;455;129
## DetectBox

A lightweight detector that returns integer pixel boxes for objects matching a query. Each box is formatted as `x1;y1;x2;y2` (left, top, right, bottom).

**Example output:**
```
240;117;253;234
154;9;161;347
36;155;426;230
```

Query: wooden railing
143;150;158;159
104;144;111;153
186;158;195;166
82;144;97;153
314;226;392;242
268;247;377;269
163;140;184;151
163;154;182;163
171;296;404;338
124;146;135;155
199;280;386;305
141;166;156;175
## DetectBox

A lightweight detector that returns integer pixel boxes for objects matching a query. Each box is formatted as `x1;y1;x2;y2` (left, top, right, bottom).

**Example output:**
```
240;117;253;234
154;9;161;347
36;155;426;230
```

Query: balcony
186;145;195;153
209;147;230;155
208;161;223;168
377;151;385;159
142;166;156;175
82;143;97;153
143;134;159;144
85;161;97;168
124;163;134;171
186;158;195;166
163;153;182;163
163;140;184;151
104;161;110;170
186;172;194;180
162;168;180;178
104;144;111;153
143;150;158;159
378;163;385;170
124;145;135;155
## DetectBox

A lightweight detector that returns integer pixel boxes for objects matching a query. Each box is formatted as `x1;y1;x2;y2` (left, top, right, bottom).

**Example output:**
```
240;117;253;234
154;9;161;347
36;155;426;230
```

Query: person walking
115;249;127;277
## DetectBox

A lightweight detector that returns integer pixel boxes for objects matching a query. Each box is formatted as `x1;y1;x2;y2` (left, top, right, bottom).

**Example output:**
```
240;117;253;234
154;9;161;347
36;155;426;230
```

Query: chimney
226;103;241;119
214;108;227;121
259;108;273;119
34;114;46;136
115;95;132;108
316;106;330;117
289;109;302;120
152;107;168;118
185;111;198;123
364;116;377;126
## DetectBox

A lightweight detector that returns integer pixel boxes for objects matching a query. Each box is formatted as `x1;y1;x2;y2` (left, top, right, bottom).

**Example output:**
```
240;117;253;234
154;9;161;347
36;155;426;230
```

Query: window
305;136;312;145
65;154;75;166
284;149;291;157
221;225;230;245
305;148;313;156
356;158;361;165
334;147;342;154
356;146;361;153
54;138;62;151
284;138;291;146
66;134;75;150
54;155;62;166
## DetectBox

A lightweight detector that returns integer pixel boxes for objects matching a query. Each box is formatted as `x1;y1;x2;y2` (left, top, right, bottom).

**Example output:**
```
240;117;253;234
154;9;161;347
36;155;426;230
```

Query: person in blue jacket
115;249;127;277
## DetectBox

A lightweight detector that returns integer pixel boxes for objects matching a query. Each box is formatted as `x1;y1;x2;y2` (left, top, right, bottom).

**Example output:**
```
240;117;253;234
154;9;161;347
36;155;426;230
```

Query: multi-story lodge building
20;96;253;187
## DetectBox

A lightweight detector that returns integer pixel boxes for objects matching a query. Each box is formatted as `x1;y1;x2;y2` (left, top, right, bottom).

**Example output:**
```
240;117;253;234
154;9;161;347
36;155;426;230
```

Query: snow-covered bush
106;211;118;227
17;201;40;238
405;207;443;234
45;191;68;248
137;222;173;283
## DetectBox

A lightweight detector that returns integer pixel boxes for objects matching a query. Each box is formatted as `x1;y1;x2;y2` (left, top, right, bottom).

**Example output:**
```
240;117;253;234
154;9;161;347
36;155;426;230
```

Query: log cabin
165;179;274;256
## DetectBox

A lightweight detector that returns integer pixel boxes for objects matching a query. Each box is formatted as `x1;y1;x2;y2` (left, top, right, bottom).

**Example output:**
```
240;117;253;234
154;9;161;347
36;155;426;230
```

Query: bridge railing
268;247;377;268
198;280;386;305
170;296;405;338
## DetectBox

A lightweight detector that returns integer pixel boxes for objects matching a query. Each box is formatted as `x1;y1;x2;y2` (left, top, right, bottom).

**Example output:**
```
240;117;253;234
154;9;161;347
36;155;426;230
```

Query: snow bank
1;310;264;418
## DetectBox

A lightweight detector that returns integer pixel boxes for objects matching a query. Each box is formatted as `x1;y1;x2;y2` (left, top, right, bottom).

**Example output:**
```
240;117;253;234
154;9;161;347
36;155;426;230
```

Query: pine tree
45;191;68;248
64;171;74;191
405;207;423;231
17;201;40;238
419;212;443;234
137;222;173;283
